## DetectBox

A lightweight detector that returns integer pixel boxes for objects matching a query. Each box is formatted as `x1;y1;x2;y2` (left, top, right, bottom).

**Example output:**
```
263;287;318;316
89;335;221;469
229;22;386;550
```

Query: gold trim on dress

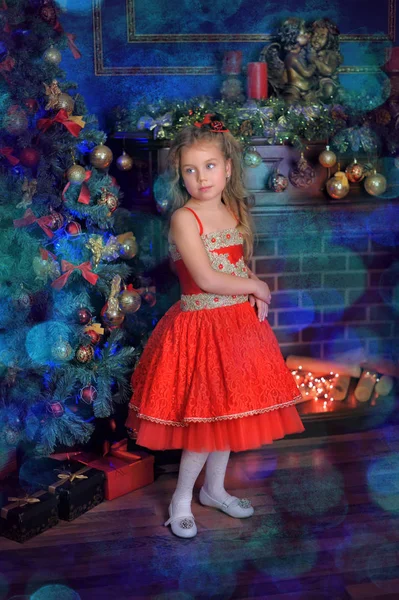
169;227;244;262
128;394;303;426
181;292;248;311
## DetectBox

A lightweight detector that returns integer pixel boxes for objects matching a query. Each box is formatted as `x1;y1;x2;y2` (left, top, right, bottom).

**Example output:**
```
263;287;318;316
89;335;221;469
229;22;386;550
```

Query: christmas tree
0;0;147;456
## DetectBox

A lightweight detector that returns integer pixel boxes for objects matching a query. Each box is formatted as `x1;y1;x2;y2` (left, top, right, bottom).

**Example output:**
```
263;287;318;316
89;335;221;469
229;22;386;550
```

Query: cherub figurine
16;177;37;208
43;79;62;110
261;18;316;103
307;19;343;101
260;17;342;104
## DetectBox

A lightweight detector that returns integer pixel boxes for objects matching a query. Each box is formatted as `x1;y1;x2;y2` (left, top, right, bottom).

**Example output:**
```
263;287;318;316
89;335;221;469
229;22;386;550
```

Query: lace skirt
126;300;304;452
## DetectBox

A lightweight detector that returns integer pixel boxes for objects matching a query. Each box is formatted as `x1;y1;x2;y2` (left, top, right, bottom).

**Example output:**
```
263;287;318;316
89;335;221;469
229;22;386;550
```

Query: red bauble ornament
142;291;156;307
48;211;64;231
23;98;39;114
85;328;101;344
75;344;94;363
79;385;97;404
47;402;64;418
76;307;92;325
19;147;41;168
65;221;82;236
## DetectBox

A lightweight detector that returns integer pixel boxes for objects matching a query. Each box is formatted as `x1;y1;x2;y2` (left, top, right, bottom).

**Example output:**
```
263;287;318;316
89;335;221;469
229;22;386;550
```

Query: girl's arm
170;209;270;301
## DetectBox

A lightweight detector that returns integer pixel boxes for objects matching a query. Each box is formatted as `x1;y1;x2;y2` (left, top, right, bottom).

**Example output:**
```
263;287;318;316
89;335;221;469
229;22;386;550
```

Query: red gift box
76;451;154;501
0;448;17;481
50;451;82;462
110;438;146;462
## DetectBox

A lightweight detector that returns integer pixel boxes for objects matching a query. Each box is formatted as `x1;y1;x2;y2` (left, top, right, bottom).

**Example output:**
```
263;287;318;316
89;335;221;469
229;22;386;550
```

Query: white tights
171;450;232;515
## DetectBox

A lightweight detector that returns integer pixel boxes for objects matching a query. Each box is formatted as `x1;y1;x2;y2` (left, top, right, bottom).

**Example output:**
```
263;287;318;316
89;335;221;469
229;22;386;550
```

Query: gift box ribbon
51;260;98;290
1;489;46;518
49;465;91;493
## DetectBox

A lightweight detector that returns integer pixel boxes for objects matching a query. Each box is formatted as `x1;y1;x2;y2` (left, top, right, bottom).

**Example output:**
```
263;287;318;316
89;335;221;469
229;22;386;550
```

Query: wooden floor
2;395;399;600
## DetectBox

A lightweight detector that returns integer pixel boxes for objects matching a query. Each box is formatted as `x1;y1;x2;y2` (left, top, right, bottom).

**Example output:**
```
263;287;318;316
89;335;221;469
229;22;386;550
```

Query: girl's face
180;141;231;204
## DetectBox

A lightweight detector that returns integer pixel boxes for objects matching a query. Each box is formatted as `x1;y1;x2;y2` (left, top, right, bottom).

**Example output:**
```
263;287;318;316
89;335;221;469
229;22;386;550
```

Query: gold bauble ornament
326;171;350;199
66;164;86;184
119;288;142;314
364;171;387;196
102;304;125;327
318;145;337;168
43;45;62;65
116;151;133;171
90;144;113;169
117;232;138;259
345;158;364;183
56;92;75;114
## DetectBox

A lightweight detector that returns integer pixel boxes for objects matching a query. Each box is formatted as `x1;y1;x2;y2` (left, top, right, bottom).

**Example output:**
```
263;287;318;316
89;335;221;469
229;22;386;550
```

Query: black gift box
0;477;59;543
19;457;105;521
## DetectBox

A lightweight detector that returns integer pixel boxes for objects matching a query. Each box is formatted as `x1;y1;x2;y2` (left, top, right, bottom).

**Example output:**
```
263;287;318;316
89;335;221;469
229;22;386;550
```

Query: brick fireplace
109;134;399;365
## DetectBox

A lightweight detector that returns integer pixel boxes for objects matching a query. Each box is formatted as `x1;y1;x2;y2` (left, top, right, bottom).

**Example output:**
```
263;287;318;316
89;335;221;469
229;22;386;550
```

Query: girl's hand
254;279;272;304
249;295;269;322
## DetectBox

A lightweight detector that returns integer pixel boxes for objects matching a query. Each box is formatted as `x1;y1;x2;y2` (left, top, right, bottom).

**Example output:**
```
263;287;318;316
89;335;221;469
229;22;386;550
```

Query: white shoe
164;503;197;538
199;487;254;518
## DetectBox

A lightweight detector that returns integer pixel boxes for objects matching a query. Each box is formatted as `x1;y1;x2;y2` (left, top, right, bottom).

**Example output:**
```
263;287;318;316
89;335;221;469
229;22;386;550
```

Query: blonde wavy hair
166;125;254;261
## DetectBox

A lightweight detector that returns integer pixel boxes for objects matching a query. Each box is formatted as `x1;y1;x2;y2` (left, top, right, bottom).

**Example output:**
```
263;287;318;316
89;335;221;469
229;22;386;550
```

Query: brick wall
252;204;399;361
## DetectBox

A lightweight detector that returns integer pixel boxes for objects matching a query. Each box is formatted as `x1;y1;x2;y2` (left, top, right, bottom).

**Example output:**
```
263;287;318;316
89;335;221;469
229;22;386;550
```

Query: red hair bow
194;113;229;132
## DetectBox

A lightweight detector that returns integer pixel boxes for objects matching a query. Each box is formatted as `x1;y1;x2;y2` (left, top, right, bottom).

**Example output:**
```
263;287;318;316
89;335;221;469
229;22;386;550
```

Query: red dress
126;207;304;451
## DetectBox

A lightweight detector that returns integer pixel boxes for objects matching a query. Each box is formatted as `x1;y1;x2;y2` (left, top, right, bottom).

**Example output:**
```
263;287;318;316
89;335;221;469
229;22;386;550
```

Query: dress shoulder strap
184;206;204;235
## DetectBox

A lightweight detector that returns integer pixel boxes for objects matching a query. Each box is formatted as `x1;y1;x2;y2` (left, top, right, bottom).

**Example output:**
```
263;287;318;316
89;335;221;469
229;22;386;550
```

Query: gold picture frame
93;0;396;76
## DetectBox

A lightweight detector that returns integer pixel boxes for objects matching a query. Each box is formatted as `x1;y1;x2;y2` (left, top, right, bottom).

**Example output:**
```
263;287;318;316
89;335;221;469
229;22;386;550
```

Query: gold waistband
181;293;248;312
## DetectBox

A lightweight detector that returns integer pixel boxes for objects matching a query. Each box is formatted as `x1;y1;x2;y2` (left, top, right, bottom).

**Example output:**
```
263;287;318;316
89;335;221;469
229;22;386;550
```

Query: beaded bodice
169;226;249;311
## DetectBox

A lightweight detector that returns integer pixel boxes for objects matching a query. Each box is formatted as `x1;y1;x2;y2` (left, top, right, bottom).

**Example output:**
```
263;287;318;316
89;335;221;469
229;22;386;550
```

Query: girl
126;114;304;538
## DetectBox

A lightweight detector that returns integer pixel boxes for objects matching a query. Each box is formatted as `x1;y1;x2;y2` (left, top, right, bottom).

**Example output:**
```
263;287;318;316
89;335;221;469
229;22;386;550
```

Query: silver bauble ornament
43;45;62;65
364;171;387;196
243;146;262;168
51;339;73;361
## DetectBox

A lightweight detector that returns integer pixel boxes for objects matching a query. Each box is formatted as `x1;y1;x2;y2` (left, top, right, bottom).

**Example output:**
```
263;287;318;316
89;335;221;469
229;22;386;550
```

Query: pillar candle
375;375;394;396
331;375;351;401
247;62;268;99
222;51;242;75
354;370;377;402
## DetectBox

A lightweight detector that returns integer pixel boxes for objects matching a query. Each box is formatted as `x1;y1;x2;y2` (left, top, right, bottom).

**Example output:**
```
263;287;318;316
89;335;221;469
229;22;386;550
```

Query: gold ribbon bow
7;495;41;507
57;471;88;483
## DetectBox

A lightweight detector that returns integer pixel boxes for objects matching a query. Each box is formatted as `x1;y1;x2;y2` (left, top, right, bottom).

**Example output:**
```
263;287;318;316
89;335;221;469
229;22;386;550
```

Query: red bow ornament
62;170;92;205
14;208;55;238
51;260;98;290
0;55;15;81
194;113;229;132
37;109;83;138
0;146;19;165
